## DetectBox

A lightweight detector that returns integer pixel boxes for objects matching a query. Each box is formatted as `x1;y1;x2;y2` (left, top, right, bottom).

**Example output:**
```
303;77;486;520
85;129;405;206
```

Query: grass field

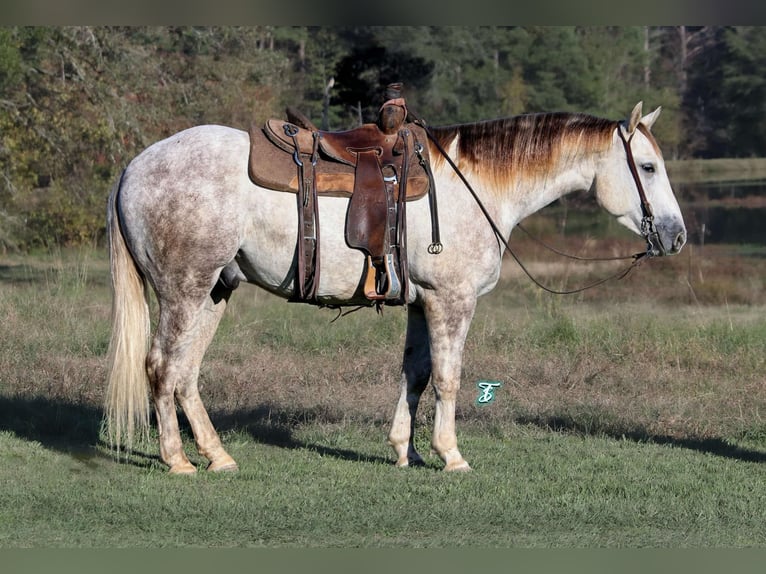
2;227;766;547
666;157;766;184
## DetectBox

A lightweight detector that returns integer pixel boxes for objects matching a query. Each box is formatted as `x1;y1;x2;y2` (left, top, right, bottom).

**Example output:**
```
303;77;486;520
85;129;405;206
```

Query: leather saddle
252;118;432;200
248;90;439;306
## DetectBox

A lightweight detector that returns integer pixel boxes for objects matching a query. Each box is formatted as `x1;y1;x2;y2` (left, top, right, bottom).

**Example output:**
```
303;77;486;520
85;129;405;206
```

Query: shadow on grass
0;395;166;470
0;395;394;469
516;413;766;464
0;395;107;460
210;405;395;467
3;395;764;470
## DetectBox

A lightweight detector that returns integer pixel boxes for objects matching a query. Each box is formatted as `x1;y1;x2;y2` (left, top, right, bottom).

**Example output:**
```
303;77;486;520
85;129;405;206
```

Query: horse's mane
427;112;621;191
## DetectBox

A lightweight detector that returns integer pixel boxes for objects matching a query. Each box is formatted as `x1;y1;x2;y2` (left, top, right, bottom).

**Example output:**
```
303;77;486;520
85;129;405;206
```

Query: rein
411;113;659;295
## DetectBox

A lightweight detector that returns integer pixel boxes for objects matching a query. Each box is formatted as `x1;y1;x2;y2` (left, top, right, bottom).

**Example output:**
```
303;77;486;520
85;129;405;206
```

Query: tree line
1;26;764;249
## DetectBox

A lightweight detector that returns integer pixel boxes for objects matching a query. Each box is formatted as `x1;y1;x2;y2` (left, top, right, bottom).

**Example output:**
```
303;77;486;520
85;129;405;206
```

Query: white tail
104;173;151;451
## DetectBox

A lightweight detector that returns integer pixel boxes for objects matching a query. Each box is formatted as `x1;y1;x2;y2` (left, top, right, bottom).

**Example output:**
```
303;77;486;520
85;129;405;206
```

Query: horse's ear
640;106;662;131
625;102;643;135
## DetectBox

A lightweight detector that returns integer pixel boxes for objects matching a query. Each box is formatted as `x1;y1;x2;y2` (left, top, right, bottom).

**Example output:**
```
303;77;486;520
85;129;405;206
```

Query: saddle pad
249;122;356;196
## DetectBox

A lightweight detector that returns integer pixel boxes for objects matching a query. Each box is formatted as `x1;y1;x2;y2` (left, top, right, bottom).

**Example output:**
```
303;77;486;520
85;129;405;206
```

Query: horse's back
123;124;249;192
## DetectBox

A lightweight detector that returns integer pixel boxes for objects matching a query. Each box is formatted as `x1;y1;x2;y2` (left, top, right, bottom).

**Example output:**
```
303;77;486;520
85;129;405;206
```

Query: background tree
1;26;764;250
717;27;766;157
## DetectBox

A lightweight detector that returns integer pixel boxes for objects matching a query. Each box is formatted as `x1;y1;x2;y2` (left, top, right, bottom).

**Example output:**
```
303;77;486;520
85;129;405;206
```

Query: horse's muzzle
653;220;687;256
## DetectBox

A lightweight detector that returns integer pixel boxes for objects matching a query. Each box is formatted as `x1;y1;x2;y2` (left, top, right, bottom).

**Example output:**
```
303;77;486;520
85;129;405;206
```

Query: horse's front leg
388;304;431;467
424;291;476;472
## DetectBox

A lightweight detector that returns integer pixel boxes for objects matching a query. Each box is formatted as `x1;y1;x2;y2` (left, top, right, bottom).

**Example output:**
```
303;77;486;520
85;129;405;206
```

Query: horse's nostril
674;229;687;251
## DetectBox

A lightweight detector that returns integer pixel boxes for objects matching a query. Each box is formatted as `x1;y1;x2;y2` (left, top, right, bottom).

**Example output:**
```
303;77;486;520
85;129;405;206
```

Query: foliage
718;27;766;157
0;26;764;248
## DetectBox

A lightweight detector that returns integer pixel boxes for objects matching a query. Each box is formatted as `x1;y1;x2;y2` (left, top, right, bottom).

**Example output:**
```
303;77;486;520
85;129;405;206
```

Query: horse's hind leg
388;304;431;467
147;291;236;474
174;293;238;472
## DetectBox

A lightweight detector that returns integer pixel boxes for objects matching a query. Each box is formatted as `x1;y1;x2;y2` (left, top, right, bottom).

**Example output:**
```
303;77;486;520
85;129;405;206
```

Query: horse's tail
104;170;151;452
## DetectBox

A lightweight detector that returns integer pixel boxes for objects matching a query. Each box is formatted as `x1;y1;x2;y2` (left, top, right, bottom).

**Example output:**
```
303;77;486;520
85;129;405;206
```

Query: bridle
617;126;665;258
412;113;664;295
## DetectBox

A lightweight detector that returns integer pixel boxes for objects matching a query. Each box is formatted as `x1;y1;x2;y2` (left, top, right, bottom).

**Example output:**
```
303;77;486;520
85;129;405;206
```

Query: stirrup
361;255;401;301
383;253;401;299
362;256;379;299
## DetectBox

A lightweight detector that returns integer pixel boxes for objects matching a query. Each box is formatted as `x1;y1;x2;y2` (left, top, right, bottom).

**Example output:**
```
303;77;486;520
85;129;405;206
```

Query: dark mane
427;112;619;189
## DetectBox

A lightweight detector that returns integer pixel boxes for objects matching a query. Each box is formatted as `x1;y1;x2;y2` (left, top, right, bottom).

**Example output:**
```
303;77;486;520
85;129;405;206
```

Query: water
676;179;766;247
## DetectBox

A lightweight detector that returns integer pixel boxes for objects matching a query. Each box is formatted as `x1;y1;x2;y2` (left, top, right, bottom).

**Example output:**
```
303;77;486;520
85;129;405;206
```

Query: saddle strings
407;110;651;296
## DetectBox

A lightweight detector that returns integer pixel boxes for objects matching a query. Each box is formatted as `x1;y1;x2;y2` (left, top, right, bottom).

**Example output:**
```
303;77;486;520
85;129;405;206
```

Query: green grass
666;157;766;184
2;246;766;547
2;424;766;547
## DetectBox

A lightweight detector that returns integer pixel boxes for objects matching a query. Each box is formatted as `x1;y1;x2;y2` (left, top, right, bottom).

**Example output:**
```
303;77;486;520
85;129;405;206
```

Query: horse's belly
237;191;368;303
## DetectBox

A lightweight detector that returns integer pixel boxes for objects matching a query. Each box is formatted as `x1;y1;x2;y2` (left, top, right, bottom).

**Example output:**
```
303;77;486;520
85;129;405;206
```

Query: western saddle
248;83;441;306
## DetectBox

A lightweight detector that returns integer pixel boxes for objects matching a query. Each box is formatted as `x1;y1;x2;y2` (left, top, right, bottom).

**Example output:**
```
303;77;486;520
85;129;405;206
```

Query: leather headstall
617;127;664;257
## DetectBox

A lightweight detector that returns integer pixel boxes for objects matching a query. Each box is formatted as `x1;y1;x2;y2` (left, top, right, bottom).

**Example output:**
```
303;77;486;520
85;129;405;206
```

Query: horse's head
594;102;686;256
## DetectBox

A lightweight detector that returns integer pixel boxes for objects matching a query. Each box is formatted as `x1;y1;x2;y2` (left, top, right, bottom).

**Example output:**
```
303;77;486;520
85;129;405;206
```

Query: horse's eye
641;163;655;173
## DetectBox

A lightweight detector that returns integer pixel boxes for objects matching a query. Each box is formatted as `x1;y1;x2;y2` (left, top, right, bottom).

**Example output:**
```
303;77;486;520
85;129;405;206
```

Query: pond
676;179;766;247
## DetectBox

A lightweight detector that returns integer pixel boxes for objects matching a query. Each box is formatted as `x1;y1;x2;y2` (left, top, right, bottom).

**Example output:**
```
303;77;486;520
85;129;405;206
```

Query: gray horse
105;103;686;474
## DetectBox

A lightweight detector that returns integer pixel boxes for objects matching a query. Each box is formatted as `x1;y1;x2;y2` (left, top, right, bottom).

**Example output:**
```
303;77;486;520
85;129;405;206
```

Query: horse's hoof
444;460;471;472
394;453;425;468
168;462;197;475
207;460;239;473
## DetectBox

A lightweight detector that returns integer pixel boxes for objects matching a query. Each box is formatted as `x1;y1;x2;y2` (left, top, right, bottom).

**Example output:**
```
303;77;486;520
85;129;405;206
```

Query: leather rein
413;113;662;295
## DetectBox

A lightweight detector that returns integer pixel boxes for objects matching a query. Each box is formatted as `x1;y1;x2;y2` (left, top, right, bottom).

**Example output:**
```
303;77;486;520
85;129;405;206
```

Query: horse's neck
432;129;604;241
512;160;597;220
